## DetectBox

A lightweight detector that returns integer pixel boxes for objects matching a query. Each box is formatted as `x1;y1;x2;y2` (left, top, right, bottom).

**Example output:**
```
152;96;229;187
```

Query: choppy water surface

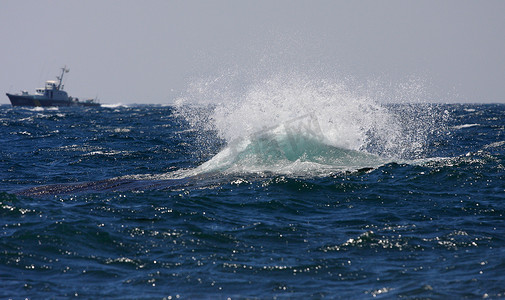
1;99;504;298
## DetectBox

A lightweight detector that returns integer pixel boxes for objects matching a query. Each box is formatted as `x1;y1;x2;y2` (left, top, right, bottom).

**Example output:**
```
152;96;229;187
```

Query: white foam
174;72;446;176
452;123;479;130
102;103;128;108
24;106;59;112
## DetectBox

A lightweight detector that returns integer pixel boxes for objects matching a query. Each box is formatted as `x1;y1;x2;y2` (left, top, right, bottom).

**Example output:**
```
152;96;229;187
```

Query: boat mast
56;66;69;90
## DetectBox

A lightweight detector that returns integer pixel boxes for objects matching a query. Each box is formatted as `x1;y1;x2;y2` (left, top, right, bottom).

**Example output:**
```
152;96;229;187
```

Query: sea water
1;76;504;298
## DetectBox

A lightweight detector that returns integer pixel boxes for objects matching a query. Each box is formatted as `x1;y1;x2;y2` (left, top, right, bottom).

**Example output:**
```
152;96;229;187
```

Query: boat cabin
34;80;69;100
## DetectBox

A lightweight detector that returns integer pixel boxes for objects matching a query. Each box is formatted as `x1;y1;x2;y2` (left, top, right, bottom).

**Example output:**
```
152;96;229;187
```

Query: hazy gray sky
1;0;504;104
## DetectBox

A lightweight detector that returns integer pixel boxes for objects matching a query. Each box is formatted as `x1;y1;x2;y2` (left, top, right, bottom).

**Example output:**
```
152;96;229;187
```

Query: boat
6;67;100;107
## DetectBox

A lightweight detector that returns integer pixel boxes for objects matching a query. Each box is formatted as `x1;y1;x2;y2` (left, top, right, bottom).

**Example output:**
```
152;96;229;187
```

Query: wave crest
176;73;447;175
191;114;385;176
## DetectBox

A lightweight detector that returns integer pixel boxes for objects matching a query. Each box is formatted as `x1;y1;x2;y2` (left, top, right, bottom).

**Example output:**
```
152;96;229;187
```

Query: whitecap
452;123;480;130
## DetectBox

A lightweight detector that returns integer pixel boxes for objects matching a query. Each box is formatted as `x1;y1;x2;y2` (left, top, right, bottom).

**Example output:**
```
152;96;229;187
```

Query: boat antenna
56;66;70;90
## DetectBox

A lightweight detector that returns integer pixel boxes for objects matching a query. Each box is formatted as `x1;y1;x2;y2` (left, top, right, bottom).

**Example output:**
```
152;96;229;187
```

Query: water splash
175;73;447;175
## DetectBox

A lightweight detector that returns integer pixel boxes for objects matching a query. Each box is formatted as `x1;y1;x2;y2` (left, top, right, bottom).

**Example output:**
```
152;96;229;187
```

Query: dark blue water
1;103;504;299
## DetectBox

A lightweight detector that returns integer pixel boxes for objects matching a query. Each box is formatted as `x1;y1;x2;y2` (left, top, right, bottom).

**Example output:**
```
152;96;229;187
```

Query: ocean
1;85;505;298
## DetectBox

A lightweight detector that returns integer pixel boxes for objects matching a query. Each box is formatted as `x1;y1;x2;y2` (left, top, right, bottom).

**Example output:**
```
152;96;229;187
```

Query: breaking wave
186;117;385;176
175;73;447;176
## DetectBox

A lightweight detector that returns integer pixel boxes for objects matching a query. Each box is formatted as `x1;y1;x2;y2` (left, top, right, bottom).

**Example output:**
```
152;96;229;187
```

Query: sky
1;0;505;104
